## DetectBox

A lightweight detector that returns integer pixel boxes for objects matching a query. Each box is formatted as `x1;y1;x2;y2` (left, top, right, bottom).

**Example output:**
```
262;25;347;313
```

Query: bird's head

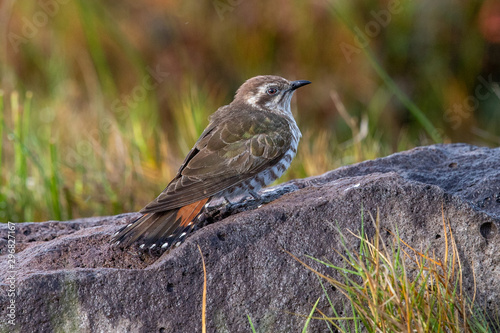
233;75;311;115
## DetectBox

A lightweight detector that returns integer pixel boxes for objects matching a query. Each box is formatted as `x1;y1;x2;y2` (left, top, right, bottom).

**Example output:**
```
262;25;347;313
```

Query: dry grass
198;244;207;333
290;209;497;333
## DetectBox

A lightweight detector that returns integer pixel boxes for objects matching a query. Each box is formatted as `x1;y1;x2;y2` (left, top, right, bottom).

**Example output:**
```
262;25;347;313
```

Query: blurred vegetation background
0;0;499;222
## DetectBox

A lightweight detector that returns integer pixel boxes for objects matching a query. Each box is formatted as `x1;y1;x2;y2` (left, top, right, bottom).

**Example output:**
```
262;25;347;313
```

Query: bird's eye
266;87;279;95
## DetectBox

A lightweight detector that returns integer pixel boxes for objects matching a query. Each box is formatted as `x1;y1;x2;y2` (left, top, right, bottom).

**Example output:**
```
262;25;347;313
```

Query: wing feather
140;111;291;213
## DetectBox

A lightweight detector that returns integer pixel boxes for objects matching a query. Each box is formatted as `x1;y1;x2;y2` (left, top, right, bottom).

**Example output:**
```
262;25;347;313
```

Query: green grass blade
75;0;117;97
302;297;320;333
0;91;4;221
317;277;342;333
11;92;24;179
247;314;257;333
362;47;442;143
0;91;4;185
327;0;442;143
49;141;62;220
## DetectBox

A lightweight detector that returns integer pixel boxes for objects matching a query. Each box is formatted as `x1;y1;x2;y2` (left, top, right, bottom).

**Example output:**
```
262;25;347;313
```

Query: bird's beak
290;80;311;91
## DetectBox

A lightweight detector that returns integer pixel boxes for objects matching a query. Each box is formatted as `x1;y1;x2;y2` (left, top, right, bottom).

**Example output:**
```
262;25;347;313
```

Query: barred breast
220;120;301;200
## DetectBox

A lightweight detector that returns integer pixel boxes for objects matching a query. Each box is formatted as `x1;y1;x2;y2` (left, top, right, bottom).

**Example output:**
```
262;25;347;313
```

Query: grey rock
0;143;499;332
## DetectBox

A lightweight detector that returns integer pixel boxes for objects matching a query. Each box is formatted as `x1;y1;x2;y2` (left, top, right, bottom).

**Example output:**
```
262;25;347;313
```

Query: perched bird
112;75;310;251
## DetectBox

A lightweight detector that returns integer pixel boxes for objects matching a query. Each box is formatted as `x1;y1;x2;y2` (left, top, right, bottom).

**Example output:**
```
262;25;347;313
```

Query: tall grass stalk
0;91;4;190
2;92;54;222
362;47;442;143
328;0;442;143
49;141;62;220
76;0;117;97
0;91;4;221
11;91;32;221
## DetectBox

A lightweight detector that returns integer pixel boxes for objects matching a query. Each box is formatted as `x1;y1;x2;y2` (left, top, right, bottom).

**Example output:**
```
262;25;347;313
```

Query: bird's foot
196;183;300;229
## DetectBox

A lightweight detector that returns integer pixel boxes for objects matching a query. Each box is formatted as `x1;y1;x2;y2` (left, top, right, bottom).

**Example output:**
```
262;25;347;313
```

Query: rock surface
0;143;499;332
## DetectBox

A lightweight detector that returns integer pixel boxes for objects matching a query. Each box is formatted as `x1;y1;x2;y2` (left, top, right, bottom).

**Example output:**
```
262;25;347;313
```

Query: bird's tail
111;198;209;251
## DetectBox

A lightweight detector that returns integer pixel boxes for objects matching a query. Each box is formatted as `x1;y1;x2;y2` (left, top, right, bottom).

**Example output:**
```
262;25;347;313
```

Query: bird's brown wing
140;110;292;213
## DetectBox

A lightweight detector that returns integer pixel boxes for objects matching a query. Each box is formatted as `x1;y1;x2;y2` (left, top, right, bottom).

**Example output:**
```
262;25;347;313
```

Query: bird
112;75;310;251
